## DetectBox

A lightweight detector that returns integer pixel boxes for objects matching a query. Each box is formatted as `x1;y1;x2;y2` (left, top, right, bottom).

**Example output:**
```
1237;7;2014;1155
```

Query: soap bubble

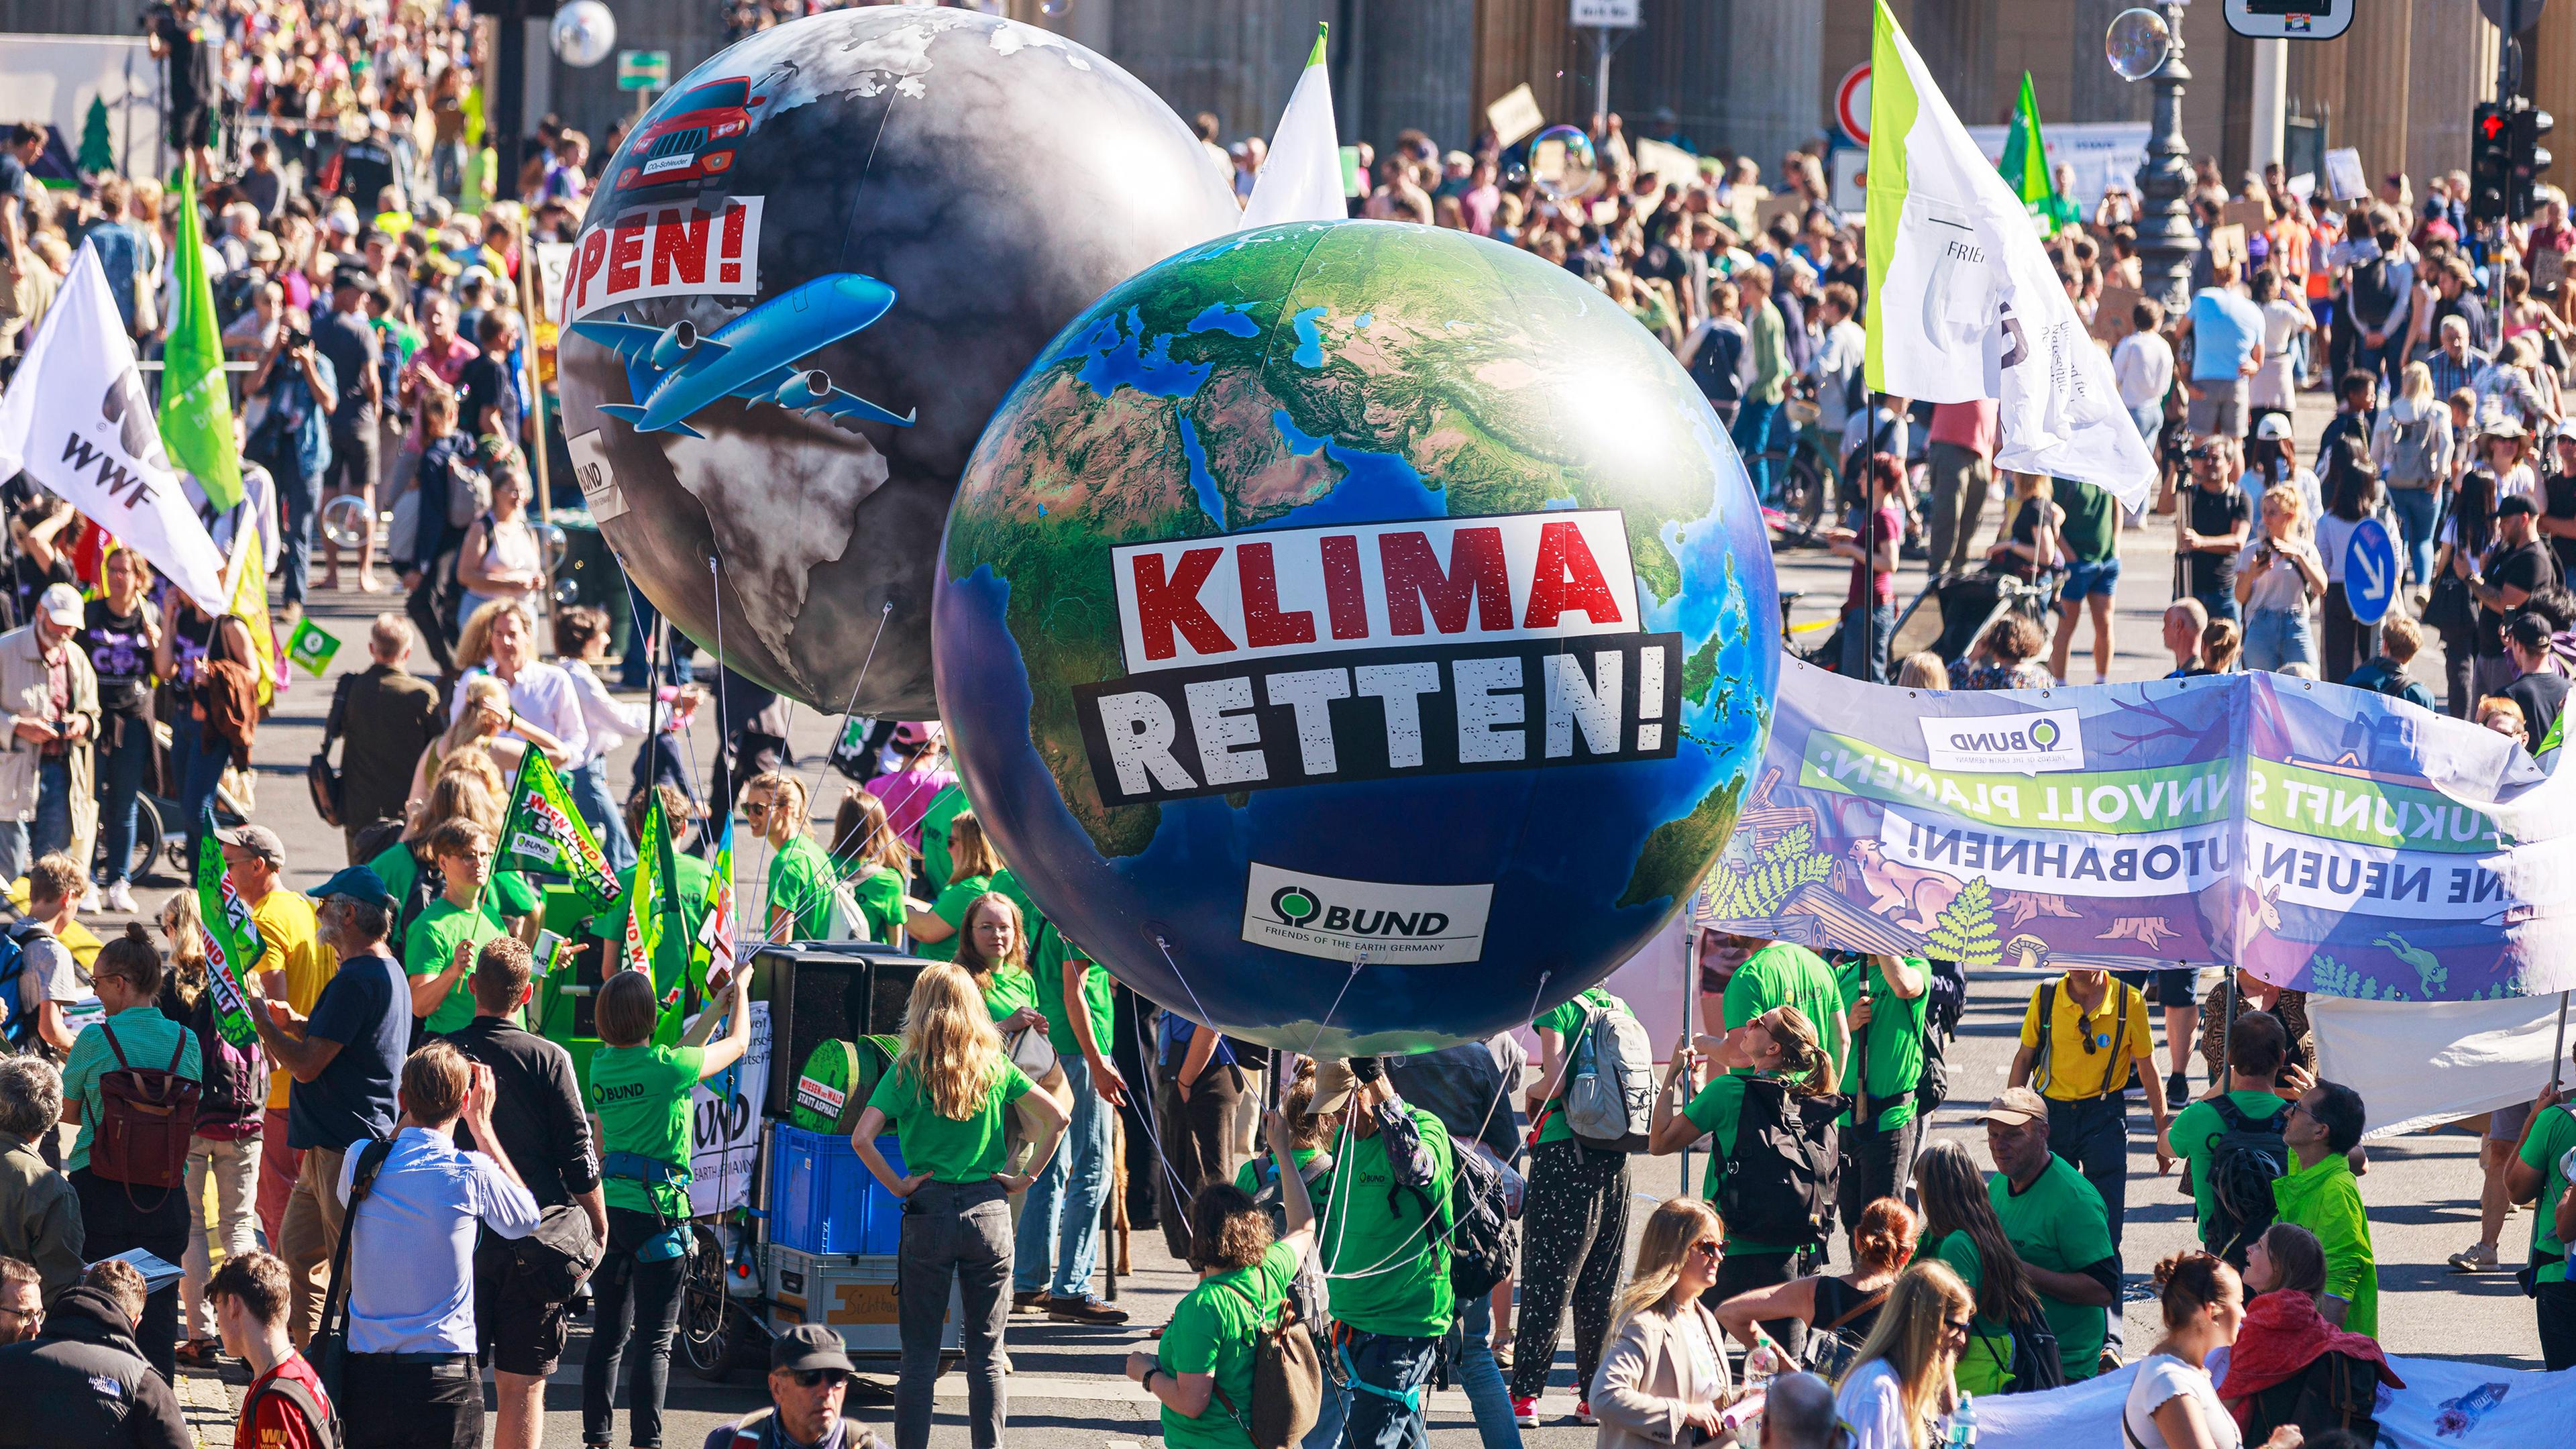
319;494;372;551
2106;7;2171;82
549;1;616;68
1529;124;1597;201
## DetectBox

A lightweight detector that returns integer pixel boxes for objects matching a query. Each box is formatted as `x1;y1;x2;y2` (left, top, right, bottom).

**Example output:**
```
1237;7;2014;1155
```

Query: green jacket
2272;1152;2377;1338
0;1130;83;1305
1746;299;1788;405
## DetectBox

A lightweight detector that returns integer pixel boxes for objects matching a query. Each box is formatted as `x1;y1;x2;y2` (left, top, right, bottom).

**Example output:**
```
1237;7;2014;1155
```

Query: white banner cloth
1982;1350;2556;1448
2310;994;2567;1139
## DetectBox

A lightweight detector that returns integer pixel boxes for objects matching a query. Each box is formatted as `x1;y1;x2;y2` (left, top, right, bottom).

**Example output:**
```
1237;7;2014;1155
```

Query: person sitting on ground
2341;612;2438;710
1589;1197;1740;1449
1831;1262;1975;1449
0;1256;191;1448
2218;1222;2402;1440
209;1250;334;1449
2123;1250;2305;1449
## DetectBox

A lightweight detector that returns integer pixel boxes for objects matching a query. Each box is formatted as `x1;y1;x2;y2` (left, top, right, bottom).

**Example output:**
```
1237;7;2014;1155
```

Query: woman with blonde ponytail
851;964;1072;1449
1589;1197;1740;1449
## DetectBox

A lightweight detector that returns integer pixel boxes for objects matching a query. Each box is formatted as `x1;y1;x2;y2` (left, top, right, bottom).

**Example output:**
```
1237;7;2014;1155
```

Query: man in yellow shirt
220;824;332;1252
2008;965;2174;1255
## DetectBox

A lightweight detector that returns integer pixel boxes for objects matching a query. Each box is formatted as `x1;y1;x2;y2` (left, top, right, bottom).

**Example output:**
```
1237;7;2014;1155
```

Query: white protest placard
1633;138;1702;189
1485;84;1544;150
2324;147;2369;201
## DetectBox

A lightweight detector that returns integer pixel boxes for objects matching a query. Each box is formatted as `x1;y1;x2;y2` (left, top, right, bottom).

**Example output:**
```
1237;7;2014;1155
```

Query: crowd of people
0;4;2569;1449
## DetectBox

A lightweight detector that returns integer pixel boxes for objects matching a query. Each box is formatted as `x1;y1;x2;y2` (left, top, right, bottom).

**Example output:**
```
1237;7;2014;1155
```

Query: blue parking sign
2344;518;2399;626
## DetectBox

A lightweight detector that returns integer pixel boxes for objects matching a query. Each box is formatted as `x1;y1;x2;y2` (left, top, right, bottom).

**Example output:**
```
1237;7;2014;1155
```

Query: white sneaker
78;885;99;914
103;881;138;914
2449;1240;2498;1273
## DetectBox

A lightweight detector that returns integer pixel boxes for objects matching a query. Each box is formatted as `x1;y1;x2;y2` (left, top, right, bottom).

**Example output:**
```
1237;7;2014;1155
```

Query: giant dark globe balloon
935;221;1779;1052
555;8;1240;714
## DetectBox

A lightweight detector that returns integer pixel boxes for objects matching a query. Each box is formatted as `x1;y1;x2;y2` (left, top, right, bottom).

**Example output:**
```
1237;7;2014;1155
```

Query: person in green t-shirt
1835;953;1928;1253
402;818;517;1034
1647;1004;1839;1358
743;771;843;943
2047;474;2121;684
1705;932;1850;1087
915;781;971;894
2164;1008;2294;1263
582;963;750;1448
1508;983;1636;1409
2273;1079;2377;1338
904;811;1000;963
2509;1068;2576;1368
1310;1055;1454;1449
1911;1138;2048;1397
372;769;541;945
1982;1087;2119;1382
588;784;715;996
828;787;915;943
1126;1108;1319;1449
851;963;1069;1449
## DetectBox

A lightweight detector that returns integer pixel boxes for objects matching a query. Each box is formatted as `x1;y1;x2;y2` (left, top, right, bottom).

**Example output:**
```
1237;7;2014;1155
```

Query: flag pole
1679;924;1697;1196
2553;991;2570;1094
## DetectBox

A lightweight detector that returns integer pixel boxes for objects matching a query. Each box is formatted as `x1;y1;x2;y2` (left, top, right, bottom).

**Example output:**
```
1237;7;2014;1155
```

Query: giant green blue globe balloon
934;221;1777;1052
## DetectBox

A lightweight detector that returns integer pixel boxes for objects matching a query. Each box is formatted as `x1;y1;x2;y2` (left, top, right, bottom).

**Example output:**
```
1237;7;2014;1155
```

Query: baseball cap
2555;418;2576;441
770;1323;856;1376
892;721;943;749
2253;414;2294;442
2499;494;2539;518
1981;1086;2050;1127
215;822;286;865
36;584;81;628
313;865;395;910
1311;1059;1360;1114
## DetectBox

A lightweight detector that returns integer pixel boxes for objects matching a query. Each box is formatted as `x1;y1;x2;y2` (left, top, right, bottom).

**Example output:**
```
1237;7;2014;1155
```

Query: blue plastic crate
771;1124;905;1256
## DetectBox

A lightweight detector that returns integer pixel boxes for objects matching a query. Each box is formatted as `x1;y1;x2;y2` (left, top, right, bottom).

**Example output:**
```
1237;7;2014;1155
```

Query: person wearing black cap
2458;490;2559;705
699;1324;879;1449
311;268;385;594
249;865;409;1345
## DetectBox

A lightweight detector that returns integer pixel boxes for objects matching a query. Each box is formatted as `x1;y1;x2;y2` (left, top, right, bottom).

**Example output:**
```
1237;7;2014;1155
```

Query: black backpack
242;1371;342;1449
1914;958;1968;1118
1713;1077;1845;1248
2241;1349;2383;1443
2203;1097;2290;1267
1687;321;1747;404
1385;1134;1517;1301
2002;1302;2066;1395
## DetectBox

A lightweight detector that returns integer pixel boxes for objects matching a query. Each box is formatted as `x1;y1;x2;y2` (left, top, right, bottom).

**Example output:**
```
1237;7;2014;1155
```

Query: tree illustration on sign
1701;823;1834;921
1925;875;2004;970
79;99;113;176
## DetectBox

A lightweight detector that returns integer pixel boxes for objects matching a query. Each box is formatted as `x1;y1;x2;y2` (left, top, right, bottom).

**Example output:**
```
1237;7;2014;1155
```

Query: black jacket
0;1285;191;1449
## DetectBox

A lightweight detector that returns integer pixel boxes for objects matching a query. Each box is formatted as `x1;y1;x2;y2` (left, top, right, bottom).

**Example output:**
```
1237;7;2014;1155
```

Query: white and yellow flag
1239;25;1344;230
1864;1;2155;506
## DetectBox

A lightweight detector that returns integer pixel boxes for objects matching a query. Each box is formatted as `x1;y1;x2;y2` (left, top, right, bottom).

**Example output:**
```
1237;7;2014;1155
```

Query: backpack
1212;1275;1326;1449
187;989;266;1130
1244;1152;1334;1327
0;922;43;1054
1713;1077;1844;1248
241;1371;342;1449
2241;1350;2383;1443
1688;319;1748;404
446;466;494;531
2202;1097;2290;1266
2384;408;2443;486
199;656;262;763
1913;957;1969;1119
1564;999;1654;1153
2002;1302;2066;1395
88;1021;201;1203
1440;1140;1521;1300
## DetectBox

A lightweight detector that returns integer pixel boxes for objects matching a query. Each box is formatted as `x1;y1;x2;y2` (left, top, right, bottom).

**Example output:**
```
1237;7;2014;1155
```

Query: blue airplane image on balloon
572;272;916;439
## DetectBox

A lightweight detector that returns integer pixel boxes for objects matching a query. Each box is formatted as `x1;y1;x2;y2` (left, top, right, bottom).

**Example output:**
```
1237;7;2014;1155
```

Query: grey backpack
1564;1000;1654;1152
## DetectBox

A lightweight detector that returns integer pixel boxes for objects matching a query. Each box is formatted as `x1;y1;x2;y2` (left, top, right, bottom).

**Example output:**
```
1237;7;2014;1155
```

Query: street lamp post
2133;1;2201;313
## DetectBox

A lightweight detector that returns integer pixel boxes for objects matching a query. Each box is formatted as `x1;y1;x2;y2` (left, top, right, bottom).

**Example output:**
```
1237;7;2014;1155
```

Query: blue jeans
2388;484;2443;586
1014;1052;1113;1298
96;718;151;885
1454;1287;1521;1449
566;755;637;873
2130;400;2163;443
172;724;231;868
1732;398;1783;502
1;758;72;890
2194;586;2241;625
1338;1330;1440;1449
1841;600;1894;682
2242;606;2315;672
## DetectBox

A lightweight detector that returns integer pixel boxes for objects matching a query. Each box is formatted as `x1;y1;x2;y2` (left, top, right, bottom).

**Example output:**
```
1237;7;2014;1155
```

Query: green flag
156;160;241;511
192;813;262;1047
496;751;621;906
621;793;667;980
284;619;341;678
1997;72;2075;235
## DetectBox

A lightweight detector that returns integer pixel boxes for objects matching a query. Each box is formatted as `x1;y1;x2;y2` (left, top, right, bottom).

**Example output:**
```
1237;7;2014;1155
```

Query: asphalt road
150;390;2542;1446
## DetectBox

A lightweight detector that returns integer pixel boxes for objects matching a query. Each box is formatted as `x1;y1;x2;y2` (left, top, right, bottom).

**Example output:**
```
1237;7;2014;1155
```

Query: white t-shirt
2235;535;2324;616
2251;299;2311;410
2123;1353;2243;1449
2114;329;2177;411
1834;1358;1947;1449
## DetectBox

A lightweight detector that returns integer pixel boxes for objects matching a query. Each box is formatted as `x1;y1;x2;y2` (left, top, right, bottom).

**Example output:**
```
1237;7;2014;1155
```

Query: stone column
2071;0;2152;123
1708;0;1825;177
1361;0;1477;151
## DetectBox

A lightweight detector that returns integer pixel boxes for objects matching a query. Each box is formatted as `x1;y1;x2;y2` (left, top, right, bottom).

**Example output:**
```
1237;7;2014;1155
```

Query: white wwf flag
1864;1;2156;506
0;244;233;611
1239;25;1345;230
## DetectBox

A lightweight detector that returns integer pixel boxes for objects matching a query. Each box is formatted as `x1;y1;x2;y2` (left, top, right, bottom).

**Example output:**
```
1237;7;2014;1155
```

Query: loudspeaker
754;943;932;1119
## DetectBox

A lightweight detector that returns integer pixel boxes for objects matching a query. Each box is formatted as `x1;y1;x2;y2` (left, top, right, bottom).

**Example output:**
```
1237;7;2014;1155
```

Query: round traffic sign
2344;518;2400;627
1837;64;1872;146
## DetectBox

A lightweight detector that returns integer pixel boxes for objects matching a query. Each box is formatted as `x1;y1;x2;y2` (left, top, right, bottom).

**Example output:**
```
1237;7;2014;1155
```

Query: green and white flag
157;160;241;513
496;750;621;906
193;812;261;1048
1864;1;2155;506
284;619;341;678
1998;72;2078;235
1240;24;1344;229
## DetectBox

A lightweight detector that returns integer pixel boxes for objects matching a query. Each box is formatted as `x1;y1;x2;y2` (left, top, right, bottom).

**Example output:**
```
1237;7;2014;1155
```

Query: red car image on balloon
615;76;763;197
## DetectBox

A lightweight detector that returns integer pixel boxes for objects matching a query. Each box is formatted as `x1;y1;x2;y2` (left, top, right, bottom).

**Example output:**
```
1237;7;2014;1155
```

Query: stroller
1799;566;2063;677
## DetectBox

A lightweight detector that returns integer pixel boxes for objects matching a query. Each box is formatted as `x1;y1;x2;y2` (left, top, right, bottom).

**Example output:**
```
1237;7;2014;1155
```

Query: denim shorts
2061;557;2123;600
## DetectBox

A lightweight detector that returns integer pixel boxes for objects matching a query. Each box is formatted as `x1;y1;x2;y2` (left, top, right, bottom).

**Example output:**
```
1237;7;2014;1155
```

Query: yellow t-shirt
2018;977;2154;1102
250;890;333;1110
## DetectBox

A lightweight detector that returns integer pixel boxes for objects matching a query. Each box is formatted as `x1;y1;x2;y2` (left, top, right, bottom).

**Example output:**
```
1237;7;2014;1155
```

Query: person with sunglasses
2272;1080;2378;1338
699;1325;863;1449
2006;965;2176;1258
2177;435;2253;625
2123;1250;2308;1449
1589;1197;1740;1449
1830;1262;1976;1449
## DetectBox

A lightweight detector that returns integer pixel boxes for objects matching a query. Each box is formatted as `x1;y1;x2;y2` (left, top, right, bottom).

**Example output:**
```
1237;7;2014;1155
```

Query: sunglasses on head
789;1368;849;1389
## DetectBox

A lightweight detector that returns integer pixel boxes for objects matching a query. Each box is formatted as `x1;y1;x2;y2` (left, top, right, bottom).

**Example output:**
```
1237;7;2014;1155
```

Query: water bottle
1947;1393;1978;1448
